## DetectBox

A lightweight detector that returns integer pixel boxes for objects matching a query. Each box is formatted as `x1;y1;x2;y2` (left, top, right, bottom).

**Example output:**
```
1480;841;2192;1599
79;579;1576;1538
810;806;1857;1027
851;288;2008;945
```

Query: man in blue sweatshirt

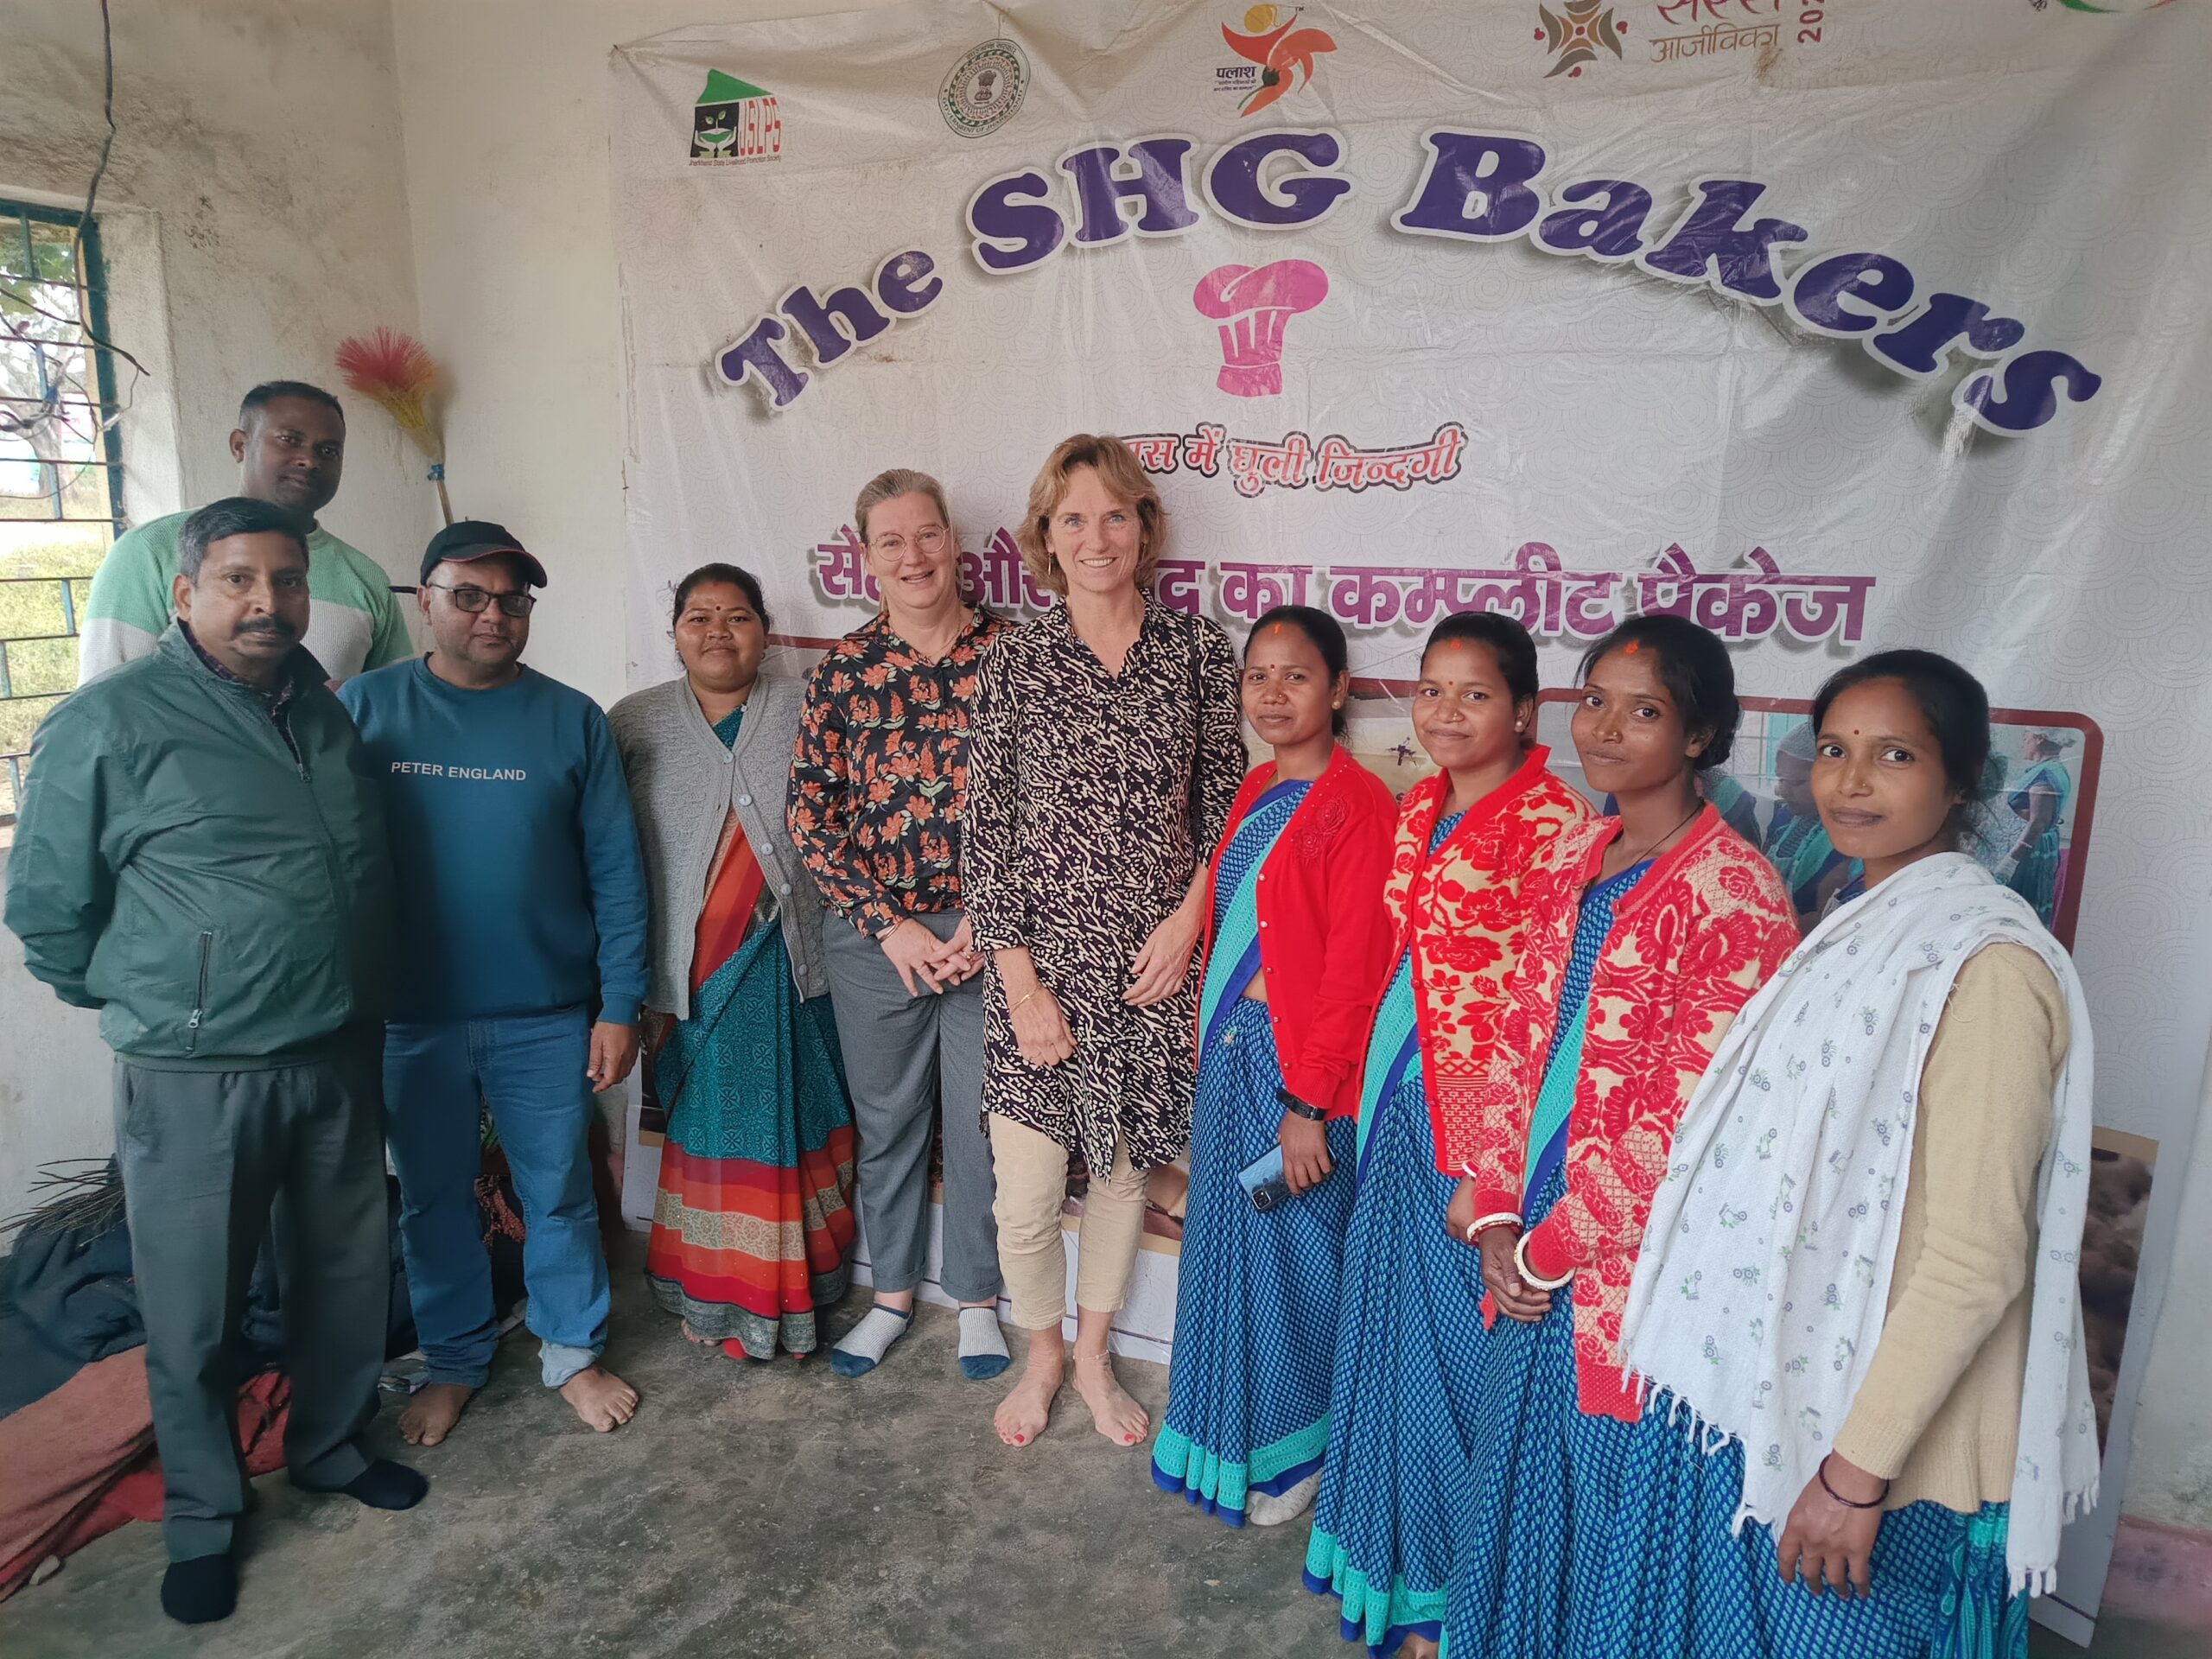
340;520;648;1443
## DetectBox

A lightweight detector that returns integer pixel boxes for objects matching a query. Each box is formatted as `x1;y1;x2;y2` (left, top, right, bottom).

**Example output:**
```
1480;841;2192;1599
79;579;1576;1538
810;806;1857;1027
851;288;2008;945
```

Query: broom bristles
335;327;445;463
1;1157;125;1243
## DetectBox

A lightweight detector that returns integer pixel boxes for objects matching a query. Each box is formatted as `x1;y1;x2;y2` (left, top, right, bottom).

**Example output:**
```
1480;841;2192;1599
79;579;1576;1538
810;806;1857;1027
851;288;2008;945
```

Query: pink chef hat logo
1192;259;1329;398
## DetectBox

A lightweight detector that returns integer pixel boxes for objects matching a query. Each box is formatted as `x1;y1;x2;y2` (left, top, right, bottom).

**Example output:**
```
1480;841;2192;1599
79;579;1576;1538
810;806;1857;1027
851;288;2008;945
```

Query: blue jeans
385;1007;607;1389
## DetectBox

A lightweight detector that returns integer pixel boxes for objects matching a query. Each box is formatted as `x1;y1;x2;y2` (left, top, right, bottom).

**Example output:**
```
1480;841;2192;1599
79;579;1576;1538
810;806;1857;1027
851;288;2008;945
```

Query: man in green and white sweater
77;379;411;684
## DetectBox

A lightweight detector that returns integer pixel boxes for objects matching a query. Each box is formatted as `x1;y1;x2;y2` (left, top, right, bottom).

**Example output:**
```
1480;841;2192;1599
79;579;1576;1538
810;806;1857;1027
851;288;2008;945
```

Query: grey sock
958;1306;1011;1380
830;1304;912;1377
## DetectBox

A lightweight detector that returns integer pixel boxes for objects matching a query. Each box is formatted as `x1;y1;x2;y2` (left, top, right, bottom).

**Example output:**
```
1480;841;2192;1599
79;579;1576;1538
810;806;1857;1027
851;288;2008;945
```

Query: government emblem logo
940;39;1028;138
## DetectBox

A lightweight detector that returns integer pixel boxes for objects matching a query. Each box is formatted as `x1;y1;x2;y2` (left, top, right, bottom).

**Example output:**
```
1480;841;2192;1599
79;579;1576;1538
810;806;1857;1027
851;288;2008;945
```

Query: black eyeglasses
423;582;537;616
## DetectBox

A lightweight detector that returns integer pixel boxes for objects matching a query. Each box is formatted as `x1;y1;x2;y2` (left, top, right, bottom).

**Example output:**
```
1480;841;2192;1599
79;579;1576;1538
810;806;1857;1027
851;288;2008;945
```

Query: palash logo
690;68;781;164
1217;5;1336;117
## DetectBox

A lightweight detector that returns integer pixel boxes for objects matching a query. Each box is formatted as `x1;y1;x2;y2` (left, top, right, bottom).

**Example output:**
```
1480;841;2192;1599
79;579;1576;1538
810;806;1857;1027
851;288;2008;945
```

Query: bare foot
994;1349;1063;1448
1071;1350;1149;1446
559;1365;639;1433
678;1320;715;1345
398;1382;474;1447
1399;1637;1440;1659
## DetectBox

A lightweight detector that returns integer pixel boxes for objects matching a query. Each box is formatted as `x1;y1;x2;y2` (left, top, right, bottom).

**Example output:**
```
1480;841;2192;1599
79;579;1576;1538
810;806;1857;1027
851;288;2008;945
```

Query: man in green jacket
4;497;426;1626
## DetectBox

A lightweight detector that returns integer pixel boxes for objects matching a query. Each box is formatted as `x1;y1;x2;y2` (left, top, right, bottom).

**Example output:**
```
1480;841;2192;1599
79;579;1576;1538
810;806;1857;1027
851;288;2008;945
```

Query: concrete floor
0;1235;1342;1659
0;1234;2195;1659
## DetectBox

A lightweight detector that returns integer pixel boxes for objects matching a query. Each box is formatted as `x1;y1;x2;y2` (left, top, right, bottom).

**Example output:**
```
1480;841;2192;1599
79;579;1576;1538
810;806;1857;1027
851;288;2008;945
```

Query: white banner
610;2;2212;1635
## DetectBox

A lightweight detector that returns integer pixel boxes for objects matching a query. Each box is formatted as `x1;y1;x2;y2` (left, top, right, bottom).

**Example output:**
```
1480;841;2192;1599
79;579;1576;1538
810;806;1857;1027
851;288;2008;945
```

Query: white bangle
1467;1211;1524;1244
1513;1231;1574;1291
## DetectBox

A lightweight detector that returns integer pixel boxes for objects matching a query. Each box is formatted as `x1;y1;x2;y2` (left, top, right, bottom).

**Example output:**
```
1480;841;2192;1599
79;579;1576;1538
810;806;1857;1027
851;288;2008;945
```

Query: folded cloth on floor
9;1201;141;1359
0;1348;155;1599
0;1299;86;1421
2;1173;417;1422
0;1348;291;1601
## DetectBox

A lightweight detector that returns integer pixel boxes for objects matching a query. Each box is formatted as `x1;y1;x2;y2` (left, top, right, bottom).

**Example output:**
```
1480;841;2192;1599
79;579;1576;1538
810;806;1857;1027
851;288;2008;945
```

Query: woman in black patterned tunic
963;434;1244;1450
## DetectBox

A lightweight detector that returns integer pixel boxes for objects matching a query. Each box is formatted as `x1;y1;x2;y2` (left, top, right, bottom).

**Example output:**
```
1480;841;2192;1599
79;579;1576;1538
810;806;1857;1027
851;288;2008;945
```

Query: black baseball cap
419;519;550;588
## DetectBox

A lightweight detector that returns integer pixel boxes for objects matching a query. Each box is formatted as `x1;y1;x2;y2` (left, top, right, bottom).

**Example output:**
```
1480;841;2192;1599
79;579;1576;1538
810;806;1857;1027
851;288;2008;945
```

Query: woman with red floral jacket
786;467;1011;1385
1304;613;1591;1659
1441;613;1797;1659
1151;606;1395;1532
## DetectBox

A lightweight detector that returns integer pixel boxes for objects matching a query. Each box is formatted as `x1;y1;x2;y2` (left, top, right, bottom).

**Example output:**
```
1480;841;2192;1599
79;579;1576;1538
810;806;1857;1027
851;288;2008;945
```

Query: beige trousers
988;1114;1149;1332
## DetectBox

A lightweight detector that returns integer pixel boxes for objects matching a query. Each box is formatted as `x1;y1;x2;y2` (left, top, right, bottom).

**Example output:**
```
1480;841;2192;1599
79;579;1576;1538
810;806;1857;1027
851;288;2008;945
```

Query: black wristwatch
1276;1087;1327;1122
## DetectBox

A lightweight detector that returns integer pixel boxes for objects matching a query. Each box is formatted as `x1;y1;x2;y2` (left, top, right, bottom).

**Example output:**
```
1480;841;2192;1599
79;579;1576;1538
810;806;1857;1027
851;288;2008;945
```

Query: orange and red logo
1220;5;1336;118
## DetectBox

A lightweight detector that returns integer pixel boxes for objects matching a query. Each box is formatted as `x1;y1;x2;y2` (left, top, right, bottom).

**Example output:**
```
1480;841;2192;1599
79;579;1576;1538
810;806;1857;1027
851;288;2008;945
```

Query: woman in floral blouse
961;434;1245;1451
787;468;1012;1384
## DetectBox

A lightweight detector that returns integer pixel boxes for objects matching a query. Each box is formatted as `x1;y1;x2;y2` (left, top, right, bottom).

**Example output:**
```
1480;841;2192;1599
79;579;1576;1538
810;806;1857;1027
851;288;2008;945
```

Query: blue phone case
1238;1145;1291;1211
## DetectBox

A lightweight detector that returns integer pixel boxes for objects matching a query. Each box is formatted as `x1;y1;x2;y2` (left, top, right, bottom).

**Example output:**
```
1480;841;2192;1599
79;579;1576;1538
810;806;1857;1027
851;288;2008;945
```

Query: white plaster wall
2124;1066;2212;1531
0;0;428;1212
387;0;900;709
0;0;435;554
0;848;111;1217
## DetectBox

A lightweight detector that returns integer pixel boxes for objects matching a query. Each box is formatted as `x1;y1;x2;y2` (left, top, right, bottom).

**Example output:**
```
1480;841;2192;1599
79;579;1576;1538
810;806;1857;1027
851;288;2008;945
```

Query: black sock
300;1457;429;1510
161;1553;237;1624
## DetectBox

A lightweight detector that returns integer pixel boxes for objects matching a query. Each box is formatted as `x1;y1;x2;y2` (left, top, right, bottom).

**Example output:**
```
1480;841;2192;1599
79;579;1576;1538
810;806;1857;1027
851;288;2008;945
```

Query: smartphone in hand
1238;1145;1292;1212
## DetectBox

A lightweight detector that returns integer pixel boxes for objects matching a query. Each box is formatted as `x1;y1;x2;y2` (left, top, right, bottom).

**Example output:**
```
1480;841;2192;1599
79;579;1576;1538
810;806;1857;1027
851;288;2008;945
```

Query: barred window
1;197;125;825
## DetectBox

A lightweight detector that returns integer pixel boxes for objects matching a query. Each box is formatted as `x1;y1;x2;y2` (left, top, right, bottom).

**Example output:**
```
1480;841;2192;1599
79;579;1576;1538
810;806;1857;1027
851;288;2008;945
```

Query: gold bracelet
1009;988;1041;1014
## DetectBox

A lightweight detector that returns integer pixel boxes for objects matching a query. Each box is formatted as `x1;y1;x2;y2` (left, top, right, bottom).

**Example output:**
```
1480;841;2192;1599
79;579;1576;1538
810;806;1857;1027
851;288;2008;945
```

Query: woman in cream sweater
1599;648;2097;1659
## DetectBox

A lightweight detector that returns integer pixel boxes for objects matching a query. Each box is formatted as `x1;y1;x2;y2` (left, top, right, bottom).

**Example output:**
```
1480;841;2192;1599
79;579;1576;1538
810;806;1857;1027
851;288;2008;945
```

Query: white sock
1246;1471;1321;1528
958;1306;1011;1379
830;1304;912;1376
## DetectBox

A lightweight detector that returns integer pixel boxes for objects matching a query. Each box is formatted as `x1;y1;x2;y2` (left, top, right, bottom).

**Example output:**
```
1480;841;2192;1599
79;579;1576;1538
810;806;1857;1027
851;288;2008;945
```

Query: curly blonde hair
1013;434;1167;598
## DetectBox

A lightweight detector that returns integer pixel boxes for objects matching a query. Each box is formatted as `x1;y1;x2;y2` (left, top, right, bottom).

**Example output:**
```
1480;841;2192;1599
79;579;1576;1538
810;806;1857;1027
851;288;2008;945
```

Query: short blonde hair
855;467;951;544
1013;434;1166;599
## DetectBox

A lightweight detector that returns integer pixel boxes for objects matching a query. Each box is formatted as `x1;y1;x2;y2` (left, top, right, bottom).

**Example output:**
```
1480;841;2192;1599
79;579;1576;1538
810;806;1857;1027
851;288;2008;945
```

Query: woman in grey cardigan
607;563;855;1361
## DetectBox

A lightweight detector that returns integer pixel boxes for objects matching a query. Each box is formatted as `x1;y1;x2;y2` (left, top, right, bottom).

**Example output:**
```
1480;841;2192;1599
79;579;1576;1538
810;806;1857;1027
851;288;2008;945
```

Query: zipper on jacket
186;931;213;1054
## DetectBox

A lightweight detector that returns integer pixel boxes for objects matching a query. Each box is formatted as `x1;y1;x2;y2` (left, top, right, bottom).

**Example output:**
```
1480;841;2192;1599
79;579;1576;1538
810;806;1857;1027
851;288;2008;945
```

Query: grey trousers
112;1044;389;1560
822;910;1001;1304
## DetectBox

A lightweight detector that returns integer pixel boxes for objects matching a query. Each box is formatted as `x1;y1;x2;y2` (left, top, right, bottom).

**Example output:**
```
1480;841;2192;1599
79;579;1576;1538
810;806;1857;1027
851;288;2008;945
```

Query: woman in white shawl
1607;650;2097;1659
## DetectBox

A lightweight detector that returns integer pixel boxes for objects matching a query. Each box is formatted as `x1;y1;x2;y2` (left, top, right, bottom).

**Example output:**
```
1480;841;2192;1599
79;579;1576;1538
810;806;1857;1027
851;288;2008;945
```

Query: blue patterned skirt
1440;1161;1642;1659
1509;1404;2027;1658
1441;1163;2028;1659
1302;1054;1491;1656
1154;998;1357;1525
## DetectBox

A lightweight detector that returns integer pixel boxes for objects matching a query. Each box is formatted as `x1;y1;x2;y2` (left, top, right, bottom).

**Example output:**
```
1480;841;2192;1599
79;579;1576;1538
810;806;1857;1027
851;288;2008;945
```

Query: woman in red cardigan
1441;613;1798;1659
1153;605;1395;1529
1305;613;1592;1659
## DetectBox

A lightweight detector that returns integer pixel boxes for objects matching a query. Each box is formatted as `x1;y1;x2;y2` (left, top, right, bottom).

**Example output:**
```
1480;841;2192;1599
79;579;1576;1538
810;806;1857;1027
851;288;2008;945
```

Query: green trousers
112;1041;390;1560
